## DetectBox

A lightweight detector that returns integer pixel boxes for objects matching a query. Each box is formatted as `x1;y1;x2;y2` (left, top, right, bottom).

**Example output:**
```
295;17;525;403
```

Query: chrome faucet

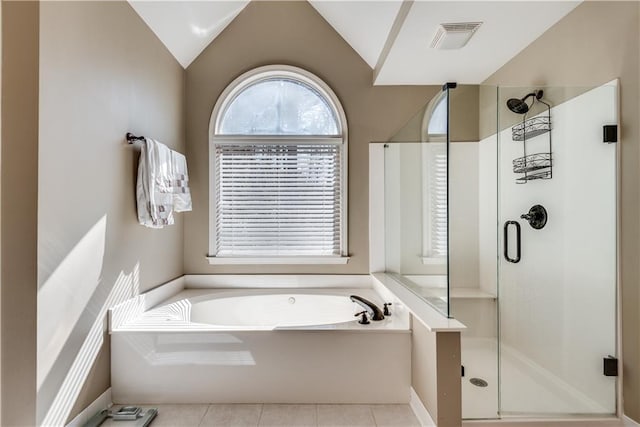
350;295;385;321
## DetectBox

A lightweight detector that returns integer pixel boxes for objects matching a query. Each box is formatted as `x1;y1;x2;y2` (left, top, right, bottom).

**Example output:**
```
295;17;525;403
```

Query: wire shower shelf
516;169;552;184
510;96;552;183
512;116;551;141
512;153;552;174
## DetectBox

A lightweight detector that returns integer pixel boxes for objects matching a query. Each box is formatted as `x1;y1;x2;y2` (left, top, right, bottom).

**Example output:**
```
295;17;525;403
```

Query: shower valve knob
520;204;548;230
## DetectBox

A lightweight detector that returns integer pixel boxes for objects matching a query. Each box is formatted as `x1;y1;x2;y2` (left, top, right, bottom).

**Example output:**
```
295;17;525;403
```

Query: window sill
421;256;447;265
206;256;350;265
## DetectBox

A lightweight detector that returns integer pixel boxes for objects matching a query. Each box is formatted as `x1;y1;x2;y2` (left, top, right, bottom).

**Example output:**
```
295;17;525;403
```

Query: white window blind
214;143;343;257
423;143;447;259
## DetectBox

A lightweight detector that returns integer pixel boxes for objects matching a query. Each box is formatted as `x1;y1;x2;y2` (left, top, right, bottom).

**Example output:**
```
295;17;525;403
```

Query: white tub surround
110;276;410;404
112;329;409;404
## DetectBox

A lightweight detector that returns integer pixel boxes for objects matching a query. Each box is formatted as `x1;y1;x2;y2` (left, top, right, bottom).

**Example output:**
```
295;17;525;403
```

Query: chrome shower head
506;90;544;114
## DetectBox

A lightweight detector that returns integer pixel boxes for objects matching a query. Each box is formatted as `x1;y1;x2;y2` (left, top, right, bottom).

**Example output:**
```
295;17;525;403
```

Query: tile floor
103;404;421;427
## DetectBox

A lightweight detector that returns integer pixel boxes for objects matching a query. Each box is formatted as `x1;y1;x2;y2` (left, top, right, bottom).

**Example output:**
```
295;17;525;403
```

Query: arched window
208;65;348;264
421;91;448;263
426;94;447;137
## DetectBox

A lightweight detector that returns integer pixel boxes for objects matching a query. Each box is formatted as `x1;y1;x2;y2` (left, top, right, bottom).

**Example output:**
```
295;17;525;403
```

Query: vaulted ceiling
128;0;581;85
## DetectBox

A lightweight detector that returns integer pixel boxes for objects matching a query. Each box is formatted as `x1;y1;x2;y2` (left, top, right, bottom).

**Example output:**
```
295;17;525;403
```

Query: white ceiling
128;0;581;84
374;1;580;84
308;1;403;69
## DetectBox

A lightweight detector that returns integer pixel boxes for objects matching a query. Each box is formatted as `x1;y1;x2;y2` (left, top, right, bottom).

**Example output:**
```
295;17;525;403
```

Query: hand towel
136;138;175;228
171;150;192;212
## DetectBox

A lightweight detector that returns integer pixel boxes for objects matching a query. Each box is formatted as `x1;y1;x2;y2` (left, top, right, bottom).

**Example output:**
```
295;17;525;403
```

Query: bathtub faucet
350;295;385;321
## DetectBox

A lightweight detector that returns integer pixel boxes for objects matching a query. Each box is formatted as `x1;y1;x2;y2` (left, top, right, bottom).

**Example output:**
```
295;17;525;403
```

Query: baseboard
66;388;112;427
409;387;436;427
624;415;640;426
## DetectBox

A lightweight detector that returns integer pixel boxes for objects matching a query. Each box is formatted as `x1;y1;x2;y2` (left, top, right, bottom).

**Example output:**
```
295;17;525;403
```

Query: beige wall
412;317;439;421
483;1;640;420
450;85;479;143
37;2;185;424
411;316;462;427
184;0;439;274
1;2;39;425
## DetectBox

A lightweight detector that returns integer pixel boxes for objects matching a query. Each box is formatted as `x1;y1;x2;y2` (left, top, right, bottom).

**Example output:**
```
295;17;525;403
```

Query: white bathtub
113;287;404;331
190;293;360;328
110;277;411;404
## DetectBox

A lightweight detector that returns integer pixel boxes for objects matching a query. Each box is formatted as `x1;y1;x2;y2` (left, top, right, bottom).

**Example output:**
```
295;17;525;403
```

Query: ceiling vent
430;22;483;50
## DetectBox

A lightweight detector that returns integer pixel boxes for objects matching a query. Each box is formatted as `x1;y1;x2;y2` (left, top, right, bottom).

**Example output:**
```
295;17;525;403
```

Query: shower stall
382;81;619;420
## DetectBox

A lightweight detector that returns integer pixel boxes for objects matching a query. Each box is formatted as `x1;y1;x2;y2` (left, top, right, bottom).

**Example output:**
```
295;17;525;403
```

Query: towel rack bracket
126;133;146;144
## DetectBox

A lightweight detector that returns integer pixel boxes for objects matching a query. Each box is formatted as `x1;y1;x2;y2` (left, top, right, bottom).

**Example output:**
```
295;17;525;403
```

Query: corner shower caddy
511;102;552;183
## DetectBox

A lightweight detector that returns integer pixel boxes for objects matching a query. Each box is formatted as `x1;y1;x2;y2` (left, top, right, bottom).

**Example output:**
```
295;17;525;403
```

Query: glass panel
219;78;339;135
384;88;450;317
497;83;618;417
449;85;500;420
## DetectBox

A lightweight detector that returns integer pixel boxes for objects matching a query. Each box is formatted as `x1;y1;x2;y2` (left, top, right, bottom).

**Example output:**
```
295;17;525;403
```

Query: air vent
430;22;483;50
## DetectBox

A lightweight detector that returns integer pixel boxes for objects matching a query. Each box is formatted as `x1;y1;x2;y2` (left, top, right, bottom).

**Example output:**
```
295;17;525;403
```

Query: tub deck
110;285;411;404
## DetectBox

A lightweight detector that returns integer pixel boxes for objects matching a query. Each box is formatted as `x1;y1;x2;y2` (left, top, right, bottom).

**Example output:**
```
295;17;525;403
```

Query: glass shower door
497;82;618;417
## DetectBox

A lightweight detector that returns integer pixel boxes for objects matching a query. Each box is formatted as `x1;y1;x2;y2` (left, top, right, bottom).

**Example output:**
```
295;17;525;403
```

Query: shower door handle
504;221;521;263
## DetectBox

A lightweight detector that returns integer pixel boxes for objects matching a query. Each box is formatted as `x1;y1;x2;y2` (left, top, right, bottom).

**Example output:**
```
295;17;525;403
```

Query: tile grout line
123;403;416;427
197;404;212;426
256;403;264;427
370;405;378;427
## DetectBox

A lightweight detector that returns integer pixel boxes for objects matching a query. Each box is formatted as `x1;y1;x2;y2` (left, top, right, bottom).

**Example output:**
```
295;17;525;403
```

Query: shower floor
461;337;613;420
461;338;499;419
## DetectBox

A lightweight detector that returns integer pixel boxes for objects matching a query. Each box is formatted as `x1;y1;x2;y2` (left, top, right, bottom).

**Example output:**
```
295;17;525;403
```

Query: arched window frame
421;90;447;143
420;90;448;265
207;65;349;264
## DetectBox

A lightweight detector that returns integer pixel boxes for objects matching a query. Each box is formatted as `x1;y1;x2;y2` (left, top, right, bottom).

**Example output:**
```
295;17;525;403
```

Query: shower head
506;90;544;114
506;98;530;114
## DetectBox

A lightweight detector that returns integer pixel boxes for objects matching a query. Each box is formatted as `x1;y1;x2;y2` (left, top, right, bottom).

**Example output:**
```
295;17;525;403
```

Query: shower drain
469;378;488;387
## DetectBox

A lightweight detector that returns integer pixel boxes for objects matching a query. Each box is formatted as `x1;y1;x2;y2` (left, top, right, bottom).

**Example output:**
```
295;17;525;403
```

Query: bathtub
190;293;360;329
110;276;411;404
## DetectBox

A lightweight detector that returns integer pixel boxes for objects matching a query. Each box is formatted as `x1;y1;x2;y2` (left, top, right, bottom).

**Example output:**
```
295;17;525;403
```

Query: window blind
214;143;343;257
424;143;448;258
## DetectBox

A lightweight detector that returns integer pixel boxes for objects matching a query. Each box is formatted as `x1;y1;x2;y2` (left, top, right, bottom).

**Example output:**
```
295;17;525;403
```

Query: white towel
171;150;192;212
136;138;175;228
